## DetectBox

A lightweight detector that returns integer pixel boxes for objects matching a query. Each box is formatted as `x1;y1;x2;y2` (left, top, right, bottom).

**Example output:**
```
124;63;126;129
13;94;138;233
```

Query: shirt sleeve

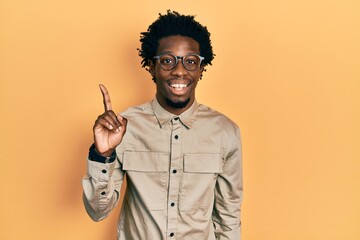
212;126;243;240
82;145;125;222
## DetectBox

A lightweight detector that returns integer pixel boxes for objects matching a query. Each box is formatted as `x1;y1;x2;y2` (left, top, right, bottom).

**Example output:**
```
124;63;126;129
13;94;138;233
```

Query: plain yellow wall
1;0;359;239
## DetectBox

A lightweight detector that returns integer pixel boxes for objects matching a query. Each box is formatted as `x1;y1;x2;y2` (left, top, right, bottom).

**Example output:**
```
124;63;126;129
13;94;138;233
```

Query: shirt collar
151;98;199;129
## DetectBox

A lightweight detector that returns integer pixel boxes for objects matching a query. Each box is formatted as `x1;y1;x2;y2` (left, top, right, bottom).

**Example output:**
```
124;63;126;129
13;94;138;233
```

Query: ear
199;65;205;79
148;59;155;78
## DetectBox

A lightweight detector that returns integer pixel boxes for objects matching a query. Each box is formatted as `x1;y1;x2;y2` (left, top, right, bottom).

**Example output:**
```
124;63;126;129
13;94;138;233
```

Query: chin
165;98;190;109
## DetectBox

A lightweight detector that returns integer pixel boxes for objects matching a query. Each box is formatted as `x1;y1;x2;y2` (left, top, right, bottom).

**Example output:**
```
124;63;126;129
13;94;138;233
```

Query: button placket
166;118;182;238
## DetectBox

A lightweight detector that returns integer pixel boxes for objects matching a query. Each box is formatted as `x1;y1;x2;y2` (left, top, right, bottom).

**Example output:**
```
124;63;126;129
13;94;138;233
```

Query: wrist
89;144;116;163
95;146;114;157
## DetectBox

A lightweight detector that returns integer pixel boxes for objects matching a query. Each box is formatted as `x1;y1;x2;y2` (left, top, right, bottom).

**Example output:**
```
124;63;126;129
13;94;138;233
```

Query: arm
82;84;127;221
213;127;243;240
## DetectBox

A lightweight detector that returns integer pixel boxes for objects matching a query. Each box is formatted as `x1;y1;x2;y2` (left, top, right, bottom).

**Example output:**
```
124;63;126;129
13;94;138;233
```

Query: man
82;10;243;240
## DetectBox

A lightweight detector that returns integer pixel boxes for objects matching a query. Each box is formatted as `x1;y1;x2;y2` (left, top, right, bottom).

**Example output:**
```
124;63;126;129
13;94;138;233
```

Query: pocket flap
122;151;169;172
183;153;223;173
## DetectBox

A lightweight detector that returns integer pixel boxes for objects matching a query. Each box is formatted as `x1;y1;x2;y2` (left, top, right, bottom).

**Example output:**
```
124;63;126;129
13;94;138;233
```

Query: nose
171;58;188;77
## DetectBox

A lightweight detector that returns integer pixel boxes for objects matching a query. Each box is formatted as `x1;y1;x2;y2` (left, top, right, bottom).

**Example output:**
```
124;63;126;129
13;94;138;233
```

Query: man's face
150;35;203;114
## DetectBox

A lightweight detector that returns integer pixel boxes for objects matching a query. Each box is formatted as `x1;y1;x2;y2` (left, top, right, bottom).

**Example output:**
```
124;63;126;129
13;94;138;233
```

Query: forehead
157;35;200;55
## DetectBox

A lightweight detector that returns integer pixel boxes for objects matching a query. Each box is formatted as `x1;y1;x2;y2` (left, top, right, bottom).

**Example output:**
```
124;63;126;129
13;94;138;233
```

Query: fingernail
109;125;113;130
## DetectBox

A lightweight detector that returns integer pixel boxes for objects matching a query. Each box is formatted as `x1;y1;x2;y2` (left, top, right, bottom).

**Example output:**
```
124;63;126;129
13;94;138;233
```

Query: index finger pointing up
99;84;112;111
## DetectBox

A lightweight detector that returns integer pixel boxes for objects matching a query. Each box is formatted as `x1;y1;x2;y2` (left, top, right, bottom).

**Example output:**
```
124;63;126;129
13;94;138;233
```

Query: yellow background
1;0;359;239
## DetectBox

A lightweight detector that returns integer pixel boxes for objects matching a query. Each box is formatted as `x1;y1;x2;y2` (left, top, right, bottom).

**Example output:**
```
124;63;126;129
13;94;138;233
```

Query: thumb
117;115;128;132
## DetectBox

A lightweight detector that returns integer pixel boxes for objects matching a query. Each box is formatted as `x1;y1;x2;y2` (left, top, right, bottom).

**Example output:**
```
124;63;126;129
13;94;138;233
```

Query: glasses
153;53;204;71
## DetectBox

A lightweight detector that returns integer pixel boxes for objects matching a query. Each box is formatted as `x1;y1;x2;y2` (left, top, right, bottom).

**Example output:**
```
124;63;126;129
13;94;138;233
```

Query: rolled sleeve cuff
88;143;116;164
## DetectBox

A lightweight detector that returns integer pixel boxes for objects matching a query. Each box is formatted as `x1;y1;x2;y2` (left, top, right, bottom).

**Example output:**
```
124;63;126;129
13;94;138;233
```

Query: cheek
191;72;202;80
154;68;168;80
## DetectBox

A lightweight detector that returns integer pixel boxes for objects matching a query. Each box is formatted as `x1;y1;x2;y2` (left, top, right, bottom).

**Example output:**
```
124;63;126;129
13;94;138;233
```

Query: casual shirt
82;98;243;240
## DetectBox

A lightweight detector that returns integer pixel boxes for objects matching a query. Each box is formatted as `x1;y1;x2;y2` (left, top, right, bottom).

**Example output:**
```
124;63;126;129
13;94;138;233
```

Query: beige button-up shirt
83;99;243;240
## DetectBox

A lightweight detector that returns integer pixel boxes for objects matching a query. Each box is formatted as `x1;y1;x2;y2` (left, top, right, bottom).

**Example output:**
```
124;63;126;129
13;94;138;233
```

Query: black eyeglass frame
153;53;205;71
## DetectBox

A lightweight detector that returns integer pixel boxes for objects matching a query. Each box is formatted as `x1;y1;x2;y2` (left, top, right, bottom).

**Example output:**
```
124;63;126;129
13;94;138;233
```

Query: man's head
138;10;215;77
138;10;215;114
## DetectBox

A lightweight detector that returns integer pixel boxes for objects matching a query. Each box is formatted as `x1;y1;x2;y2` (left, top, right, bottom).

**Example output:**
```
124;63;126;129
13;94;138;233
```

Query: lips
165;79;193;96
170;83;188;90
167;79;191;89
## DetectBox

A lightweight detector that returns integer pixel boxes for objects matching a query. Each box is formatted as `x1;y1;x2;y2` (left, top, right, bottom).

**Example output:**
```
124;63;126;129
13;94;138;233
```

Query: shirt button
170;232;174;237
172;169;177;174
102;169;107;174
171;202;175;207
174;135;179;139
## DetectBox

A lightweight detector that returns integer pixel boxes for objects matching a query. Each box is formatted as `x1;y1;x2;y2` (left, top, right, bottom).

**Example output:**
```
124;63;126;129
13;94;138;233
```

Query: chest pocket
122;151;169;211
180;153;223;212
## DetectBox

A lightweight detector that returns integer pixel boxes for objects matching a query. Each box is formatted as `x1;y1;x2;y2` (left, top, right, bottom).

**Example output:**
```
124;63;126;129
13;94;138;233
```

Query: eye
159;55;175;65
185;56;199;65
162;58;172;64
186;59;196;65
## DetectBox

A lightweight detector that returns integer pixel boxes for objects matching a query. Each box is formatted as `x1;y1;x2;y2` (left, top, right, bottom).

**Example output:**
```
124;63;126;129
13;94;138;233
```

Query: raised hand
93;84;127;157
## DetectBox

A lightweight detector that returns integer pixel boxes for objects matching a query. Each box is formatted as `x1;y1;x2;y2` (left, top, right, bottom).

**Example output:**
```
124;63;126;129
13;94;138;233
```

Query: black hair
138;10;215;72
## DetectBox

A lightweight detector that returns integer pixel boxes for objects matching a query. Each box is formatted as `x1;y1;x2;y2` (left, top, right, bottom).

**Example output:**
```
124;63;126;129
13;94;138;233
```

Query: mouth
167;79;192;91
169;83;188;91
164;79;194;97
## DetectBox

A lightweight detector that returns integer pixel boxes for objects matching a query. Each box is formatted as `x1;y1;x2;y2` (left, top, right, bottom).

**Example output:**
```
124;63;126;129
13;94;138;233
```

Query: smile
170;83;188;90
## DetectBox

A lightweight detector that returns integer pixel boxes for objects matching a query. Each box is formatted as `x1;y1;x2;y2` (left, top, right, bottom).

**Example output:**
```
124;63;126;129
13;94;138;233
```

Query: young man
82;10;243;240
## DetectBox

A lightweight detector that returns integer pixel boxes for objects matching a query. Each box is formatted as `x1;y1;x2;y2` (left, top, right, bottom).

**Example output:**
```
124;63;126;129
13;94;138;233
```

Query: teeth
170;84;187;90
